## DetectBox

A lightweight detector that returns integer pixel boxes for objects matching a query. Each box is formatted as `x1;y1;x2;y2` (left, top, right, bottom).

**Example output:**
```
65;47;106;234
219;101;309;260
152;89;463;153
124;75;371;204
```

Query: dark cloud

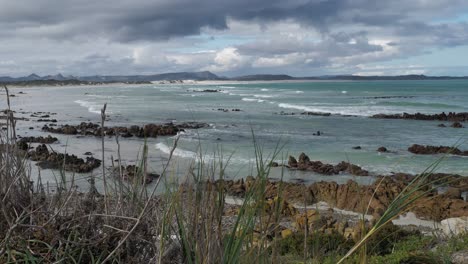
1;0;468;76
1;0;467;42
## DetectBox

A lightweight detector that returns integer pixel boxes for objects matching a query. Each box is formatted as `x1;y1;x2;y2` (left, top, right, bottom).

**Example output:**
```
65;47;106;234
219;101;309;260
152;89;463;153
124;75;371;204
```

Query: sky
1;0;468;77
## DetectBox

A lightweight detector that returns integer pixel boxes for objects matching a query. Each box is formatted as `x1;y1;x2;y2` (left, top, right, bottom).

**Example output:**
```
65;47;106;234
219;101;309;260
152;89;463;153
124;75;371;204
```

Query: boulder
377;147;388;152
441;217;468;236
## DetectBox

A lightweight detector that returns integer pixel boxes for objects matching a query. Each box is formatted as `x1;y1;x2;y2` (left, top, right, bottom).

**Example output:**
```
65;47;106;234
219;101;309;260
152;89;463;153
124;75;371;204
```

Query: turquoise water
7;80;468;187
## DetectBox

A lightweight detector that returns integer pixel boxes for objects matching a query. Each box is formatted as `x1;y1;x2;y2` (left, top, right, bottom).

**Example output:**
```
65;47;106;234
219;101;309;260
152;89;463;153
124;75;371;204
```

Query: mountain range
1;71;468;83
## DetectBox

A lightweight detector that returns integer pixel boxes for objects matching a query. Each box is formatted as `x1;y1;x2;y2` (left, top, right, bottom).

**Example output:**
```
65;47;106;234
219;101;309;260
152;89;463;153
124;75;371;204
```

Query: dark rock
352;146;361;149
408;144;468;156
288;156;298;167
287;153;369;176
42;121;208;138
371;111;468;122
28;144;101;173
438;123;446;127
18;135;58;144
269;161;279;167
452;122;464;128
377;147;388;152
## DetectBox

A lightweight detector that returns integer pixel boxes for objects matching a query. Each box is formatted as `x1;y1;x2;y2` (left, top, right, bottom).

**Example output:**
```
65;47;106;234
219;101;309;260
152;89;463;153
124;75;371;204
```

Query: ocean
8;80;468;190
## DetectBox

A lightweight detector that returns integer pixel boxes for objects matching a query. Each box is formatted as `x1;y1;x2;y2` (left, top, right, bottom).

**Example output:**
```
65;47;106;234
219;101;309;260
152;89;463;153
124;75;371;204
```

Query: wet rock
438;123;446;127
377;146;388;152
452;122;464;128
288;153;369;176
18;135;58;144
269;161;279;167
408;144;468;156
37;119;57;122
42;122;208;138
28;144;101;173
83;152;93;156
352;146;361;149
372;111;468;122
288;156;298;167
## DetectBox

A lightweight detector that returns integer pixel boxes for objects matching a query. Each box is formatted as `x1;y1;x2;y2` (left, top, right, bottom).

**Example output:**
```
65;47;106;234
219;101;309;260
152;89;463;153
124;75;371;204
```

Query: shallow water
5;80;468;190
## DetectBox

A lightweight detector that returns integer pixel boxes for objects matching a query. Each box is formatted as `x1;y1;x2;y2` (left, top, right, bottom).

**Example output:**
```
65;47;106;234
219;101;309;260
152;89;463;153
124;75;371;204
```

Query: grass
1;88;467;263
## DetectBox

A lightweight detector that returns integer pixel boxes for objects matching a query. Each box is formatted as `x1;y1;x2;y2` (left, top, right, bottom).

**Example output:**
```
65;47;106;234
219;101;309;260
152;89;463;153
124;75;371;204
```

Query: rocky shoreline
25;144;101;173
272;153;369;176
215;174;468;221
372;111;468;122
42;121;208;138
408;144;468;156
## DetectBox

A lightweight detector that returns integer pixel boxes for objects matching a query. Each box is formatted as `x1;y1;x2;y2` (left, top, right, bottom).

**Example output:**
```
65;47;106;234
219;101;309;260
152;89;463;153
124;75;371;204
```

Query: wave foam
155;142;197;159
74;100;107;114
253;94;275;98
155;142;253;164
242;98;265;103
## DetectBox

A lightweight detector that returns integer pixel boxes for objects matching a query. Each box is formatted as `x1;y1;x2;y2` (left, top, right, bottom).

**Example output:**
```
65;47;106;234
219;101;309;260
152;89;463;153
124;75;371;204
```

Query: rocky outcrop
276;111;331;116
408;144;468;156
18;135;58;144
371;112;468;122
287;153;369;176
28;144;101;173
42;122;208;138
218;176;468;221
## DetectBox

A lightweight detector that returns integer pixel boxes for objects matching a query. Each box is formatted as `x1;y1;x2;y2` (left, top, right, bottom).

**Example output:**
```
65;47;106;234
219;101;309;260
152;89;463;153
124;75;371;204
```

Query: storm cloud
1;0;468;76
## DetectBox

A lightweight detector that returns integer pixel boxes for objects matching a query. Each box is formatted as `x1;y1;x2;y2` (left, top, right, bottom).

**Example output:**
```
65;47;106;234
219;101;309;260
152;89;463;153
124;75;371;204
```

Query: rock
371;111;468;122
451;250;468;264
29;127;34;130
83;152;93;156
288;156;298;167
298;153;310;166
18;135;58;144
408;144;468;156
438;123;447;127
352;146;361;149
287;153;369;176
293;209;321;230
445;187;462;199
377;147;388;152
28;144;101;173
269;161;279;167
452;122;464;128
440;217;468;236
42;121;208;138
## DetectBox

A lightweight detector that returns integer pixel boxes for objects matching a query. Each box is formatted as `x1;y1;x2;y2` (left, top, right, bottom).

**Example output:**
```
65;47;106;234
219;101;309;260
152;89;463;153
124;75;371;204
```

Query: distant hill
232;74;295;81
1;71;468;85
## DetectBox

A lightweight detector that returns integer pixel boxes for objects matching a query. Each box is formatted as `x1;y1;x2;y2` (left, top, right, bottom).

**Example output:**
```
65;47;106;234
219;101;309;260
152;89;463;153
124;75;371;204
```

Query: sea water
6;80;468;190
